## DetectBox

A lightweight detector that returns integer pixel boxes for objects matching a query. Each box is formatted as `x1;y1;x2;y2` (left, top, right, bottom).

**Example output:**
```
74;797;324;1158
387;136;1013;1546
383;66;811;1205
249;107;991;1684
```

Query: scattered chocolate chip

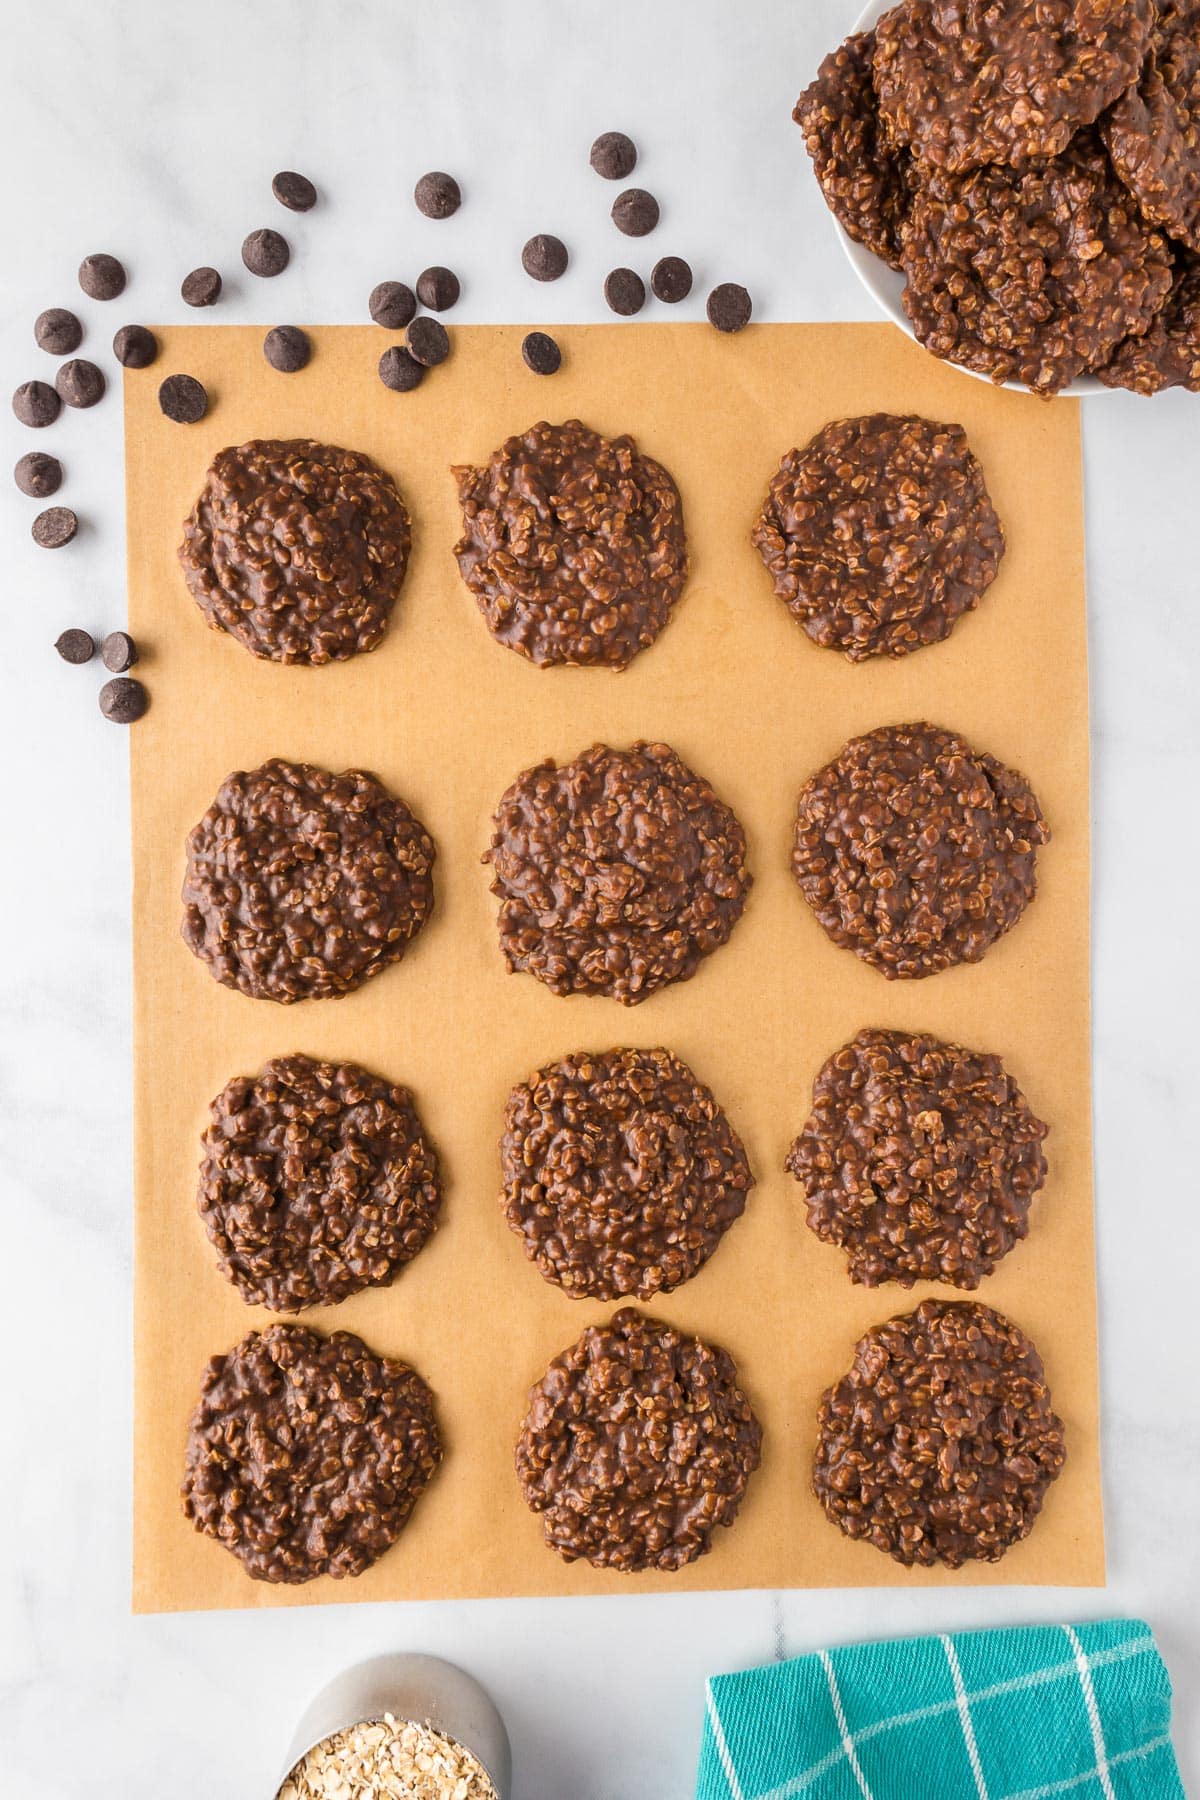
263;325;312;372
35;308;83;355
14;451;62;497
32;506;78;548
55;359;106;409
369;281;417;329
651;256;693;303
272;170;317;212
78;253;126;300
158;373;208;423
590;131;638;180
522;234;569;281
101;630;138;672
604;267;646;315
181;266;222;308
112;325;159;369
414;171;461;219
612;188;660;237
416;265;460;310
99;676;149;723
241;228;290;277
12;380;61;428
378;346;426;392
707;282;753;332
55;628;95;664
521;331;562;374
406;316;450;367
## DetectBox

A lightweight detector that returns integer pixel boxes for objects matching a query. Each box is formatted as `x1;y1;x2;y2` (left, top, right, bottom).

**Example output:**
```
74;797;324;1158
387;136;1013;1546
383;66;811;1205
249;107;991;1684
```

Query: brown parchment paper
127;322;1101;1614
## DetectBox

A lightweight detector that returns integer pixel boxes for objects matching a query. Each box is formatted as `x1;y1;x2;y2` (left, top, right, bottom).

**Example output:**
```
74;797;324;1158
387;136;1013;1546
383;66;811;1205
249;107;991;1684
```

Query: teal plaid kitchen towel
697;1620;1184;1800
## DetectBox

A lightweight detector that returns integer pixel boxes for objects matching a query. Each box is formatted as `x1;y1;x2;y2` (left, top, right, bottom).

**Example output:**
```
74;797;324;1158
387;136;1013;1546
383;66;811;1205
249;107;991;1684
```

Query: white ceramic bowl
831;0;1111;396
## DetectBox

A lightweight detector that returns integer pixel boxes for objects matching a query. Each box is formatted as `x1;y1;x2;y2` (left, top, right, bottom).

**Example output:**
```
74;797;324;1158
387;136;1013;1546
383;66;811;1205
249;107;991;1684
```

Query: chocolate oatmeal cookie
899;138;1173;395
501;1047;753;1301
1104;0;1200;253
1100;252;1200;392
873;0;1154;173
813;1299;1066;1567
178;439;411;664
452;420;687;669
485;742;751;1005
787;1029;1049;1287
197;1054;442;1312
181;757;435;1003
794;31;909;270
181;1322;441;1583
752;415;1004;661
516;1307;762;1572
791;722;1049;980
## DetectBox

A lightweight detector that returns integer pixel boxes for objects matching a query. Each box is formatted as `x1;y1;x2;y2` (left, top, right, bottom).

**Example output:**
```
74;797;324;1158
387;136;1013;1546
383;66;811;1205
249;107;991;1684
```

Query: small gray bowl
277;1653;512;1798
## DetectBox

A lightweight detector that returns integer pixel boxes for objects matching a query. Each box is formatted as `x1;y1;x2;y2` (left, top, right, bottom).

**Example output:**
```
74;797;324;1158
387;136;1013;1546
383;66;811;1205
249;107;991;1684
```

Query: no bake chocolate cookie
787;1028;1049;1287
485;742;751;1005
178;439;411;664
1100;251;1200;392
1103;0;1200;253
752;414;1004;661
501;1047;753;1301
791;722;1049;980
813;1299;1066;1567
515;1307;762;1572
197;1054;442;1312
873;0;1154;172
181;1322;441;1583
899;138;1173;395
452;420;687;669
181;757;435;1003
794;31;909;270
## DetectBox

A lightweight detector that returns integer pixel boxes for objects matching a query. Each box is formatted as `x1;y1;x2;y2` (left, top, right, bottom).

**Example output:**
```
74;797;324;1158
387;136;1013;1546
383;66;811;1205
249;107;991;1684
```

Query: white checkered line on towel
820;1649;875;1800
1002;1733;1175;1800
1063;1626;1116;1800
706;1680;746;1800
745;1633;1157;1800
942;1635;989;1800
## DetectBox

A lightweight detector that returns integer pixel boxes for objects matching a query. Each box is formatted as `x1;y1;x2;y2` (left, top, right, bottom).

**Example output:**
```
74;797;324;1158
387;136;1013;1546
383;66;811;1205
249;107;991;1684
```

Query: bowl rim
832;0;1112;398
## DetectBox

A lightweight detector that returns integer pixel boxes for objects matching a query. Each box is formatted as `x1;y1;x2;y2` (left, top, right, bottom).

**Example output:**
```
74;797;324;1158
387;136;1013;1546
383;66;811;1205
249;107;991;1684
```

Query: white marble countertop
2;2;1198;1795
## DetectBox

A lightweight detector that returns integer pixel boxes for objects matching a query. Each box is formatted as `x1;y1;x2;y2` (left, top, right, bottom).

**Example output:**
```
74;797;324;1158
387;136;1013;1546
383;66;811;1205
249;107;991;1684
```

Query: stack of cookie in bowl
796;0;1200;395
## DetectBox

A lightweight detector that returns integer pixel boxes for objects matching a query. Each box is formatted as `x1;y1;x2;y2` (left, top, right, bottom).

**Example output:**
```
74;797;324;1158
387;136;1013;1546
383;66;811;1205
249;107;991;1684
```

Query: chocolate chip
272;170;317;212
78;253;126;300
55;628;95;664
406;316;450;367
369;281;417;329
32;506;77;548
416;265;460;310
13;380;61;428
113;325;159;369
604;268;646;316
263;325;311;372
414;171;461;219
55;359;106;409
241;228;290;277
14;451;62;497
158;374;208;423
707;282;753;332
34;309;82;355
590;131;637;180
651;256;693;303
612;189;659;237
101;630;138;672
522;331;561;374
522;234;569;281
99;676;148;723
181;267;222;307
378;346;426;392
